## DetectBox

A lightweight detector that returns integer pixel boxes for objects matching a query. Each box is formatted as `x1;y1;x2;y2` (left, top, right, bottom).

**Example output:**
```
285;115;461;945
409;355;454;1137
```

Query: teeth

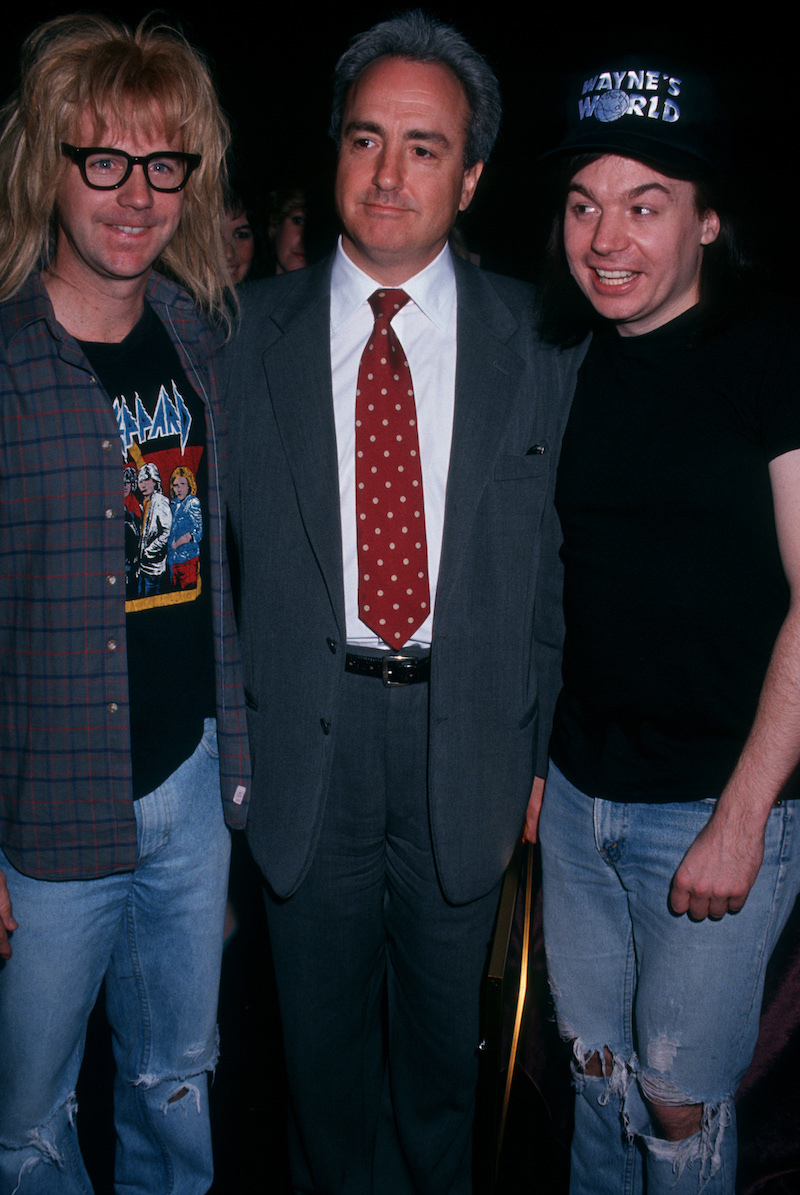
112;225;148;234
594;269;636;285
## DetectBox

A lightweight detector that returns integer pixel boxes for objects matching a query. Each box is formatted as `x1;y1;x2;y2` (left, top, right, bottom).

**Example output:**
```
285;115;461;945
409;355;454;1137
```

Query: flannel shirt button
107;575;117;586
107;639;117;651
108;702;119;713
102;439;113;450
105;509;114;519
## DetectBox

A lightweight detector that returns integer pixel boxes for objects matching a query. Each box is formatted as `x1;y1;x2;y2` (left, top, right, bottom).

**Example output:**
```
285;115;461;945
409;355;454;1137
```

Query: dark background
1;2;794;289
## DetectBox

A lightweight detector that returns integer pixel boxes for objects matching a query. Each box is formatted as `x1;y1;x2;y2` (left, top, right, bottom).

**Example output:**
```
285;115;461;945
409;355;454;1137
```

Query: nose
372;144;403;193
591;210;628;256
116;163;154;208
223;236;236;266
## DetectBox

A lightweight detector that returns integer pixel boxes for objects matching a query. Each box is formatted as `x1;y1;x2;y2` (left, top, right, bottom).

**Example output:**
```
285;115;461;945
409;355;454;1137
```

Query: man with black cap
531;63;800;1194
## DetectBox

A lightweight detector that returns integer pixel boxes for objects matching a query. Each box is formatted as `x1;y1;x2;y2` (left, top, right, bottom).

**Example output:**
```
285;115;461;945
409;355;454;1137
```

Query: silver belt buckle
381;653;410;687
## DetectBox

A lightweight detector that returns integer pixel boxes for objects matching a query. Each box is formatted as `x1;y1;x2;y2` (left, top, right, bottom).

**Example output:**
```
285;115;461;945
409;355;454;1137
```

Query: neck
42;264;151;343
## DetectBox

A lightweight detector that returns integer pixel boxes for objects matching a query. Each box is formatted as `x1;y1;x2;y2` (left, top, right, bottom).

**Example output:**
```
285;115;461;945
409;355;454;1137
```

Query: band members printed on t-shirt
124;465;142;600
137;462;172;598
167;466;203;590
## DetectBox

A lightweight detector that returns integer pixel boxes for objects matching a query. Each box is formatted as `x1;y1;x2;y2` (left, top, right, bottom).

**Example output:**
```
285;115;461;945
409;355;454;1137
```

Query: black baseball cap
541;59;730;178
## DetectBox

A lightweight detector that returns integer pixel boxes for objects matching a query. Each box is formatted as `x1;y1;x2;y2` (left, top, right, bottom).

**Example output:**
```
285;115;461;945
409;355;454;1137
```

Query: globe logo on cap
594;89;629;123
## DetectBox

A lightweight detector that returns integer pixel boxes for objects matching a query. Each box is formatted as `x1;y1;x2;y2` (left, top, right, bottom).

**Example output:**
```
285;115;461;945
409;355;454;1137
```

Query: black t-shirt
80;303;216;798
551;299;800;802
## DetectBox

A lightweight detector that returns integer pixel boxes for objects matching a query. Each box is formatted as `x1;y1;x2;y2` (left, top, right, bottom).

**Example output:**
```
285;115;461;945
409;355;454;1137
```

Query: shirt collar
330;237;456;334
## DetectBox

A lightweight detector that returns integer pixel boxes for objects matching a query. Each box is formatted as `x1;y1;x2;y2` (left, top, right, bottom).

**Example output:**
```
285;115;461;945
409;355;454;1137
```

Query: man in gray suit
225;13;581;1193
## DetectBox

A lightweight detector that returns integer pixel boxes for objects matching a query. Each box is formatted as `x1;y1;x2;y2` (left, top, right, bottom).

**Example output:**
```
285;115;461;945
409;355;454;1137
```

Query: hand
669;807;765;921
0;869;18;960
523;776;546;844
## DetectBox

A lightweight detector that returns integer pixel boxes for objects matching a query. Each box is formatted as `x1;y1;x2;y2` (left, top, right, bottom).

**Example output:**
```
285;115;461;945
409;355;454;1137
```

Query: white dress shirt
330;240;457;648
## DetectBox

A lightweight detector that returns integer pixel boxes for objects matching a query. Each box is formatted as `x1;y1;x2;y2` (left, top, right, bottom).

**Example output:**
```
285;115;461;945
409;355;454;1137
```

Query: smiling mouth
109;224;152;234
593;268;638;285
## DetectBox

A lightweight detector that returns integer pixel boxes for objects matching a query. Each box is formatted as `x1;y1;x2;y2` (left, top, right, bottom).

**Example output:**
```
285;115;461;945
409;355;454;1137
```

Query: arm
0;869;19;959
670;447;800;920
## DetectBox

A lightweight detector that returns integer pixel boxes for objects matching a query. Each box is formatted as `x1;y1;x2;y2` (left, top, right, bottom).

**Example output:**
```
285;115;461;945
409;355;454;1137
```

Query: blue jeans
539;761;800;1195
0;720;230;1195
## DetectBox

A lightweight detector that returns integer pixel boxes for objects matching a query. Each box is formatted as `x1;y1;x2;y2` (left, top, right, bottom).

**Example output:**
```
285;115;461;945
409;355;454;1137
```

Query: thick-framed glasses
61;143;201;192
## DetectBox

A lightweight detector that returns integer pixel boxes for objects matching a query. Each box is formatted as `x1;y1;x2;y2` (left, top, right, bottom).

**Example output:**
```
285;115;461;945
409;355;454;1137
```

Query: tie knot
368;288;410;324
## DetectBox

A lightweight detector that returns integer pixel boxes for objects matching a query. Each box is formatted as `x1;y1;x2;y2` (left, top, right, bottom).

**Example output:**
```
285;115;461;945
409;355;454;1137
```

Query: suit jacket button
320;719;331;735
326;637;337;653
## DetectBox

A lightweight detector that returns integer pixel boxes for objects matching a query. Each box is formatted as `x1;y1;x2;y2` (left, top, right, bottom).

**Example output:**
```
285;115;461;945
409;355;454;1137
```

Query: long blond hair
0;13;234;325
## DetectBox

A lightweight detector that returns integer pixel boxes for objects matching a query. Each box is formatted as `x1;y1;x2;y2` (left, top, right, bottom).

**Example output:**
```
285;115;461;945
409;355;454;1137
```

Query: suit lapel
262;262;346;633
435;262;526;618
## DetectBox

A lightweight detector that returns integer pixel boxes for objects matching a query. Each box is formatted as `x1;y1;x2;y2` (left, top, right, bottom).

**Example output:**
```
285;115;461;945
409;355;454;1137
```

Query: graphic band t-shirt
79;303;216;798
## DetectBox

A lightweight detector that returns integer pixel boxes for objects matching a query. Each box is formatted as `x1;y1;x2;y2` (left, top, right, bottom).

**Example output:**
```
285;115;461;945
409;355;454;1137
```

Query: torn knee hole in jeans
569;1037;634;1104
639;1095;732;1187
6;1094;78;1194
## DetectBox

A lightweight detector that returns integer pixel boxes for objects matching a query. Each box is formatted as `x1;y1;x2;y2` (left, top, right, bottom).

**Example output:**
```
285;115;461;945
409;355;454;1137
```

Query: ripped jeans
0;720;230;1194
539;761;800;1195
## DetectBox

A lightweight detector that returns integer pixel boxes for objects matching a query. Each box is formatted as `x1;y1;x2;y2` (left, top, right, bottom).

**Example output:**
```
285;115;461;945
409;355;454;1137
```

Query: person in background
267;185;307;274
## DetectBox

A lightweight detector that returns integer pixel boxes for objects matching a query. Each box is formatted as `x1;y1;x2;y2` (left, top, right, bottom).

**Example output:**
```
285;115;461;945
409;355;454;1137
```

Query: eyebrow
343;119;452;148
568;181;674;202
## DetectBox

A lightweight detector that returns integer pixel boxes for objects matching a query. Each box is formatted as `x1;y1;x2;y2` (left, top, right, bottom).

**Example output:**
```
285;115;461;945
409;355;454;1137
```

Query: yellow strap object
494;840;533;1185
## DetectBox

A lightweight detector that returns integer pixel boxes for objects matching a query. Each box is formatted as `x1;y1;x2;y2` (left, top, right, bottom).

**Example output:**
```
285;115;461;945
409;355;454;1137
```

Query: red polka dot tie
355;289;430;648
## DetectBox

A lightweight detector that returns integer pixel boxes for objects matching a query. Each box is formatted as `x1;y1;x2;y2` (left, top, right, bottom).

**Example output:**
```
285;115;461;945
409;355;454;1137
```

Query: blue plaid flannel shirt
0;271;250;880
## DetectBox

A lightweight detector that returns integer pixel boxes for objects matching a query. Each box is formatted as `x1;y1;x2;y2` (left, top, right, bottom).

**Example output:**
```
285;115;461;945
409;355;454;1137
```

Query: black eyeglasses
61;143;201;193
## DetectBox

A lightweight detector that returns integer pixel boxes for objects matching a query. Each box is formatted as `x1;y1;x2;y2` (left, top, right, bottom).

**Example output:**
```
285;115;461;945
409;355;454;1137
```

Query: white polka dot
398;465;404;473
368;404;374;411
403;558;409;565
400;496;407;503
358;481;365;489
363;573;370;581
393;602;399;610
421;602;427;609
389;542;396;549
381;388;387;395
363;604;370;611
372;497;379;504
402;526;408;533
385;481;391;489
418;571;424;578
406;588;413;595
384;450;390;457
360;513;366;520
368;373;374;380
377;559;384;565
387;511;394;518
377;589;384;596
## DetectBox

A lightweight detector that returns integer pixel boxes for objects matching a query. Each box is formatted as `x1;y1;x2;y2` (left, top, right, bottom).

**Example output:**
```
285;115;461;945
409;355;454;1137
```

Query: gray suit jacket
225;254;583;904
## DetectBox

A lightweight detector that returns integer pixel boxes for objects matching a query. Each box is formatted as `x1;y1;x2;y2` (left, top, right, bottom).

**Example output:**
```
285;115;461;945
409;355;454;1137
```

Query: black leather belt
344;651;430;687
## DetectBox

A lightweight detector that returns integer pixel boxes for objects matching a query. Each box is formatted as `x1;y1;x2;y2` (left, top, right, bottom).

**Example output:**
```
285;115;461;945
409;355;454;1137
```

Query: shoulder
0;272;54;356
236;258;332;333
